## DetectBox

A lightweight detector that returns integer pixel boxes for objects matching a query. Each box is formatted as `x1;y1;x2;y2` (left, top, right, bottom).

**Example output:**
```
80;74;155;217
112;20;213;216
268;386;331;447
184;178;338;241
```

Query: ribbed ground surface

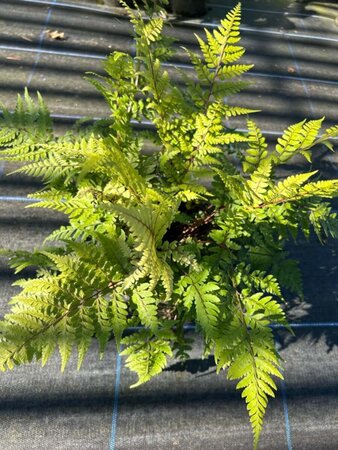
0;1;337;449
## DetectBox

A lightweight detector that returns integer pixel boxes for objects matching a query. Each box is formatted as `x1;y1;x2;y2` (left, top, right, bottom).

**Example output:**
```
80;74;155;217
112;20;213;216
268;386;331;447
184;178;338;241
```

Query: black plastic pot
124;0;206;16
170;0;206;16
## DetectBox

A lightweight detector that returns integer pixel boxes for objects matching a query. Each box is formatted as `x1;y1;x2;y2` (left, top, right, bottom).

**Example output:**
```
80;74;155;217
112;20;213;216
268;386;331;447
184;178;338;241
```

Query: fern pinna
0;2;338;448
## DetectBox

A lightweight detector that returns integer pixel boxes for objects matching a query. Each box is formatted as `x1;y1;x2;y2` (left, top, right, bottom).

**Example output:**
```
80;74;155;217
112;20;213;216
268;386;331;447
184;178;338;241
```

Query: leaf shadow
165;355;216;374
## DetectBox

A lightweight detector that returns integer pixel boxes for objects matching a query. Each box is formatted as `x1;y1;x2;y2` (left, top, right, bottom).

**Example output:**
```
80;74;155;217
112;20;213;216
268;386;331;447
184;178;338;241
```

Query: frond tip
227;329;283;448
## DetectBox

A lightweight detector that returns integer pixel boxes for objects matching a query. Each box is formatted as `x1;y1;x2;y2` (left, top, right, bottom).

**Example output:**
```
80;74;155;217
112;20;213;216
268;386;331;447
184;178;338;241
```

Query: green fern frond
0;4;338;449
174;183;211;201
260;174;338;207
132;283;159;331
300;179;338;198
243;292;286;326
189;104;249;169
121;330;173;387
238;265;282;298
212;80;249;99
179;270;221;337
296;118;324;161
321;124;338;139
143;17;164;43
273;118;324;164
92;295;115;353
247;160;272;205
214;169;246;201
224;106;259;118
264;171;317;203
58;319;75;372
218;63;254;78
227;327;283;448
189;3;248;106
109;291;129;347
243;121;268;173
0;248;60;274
272;258;303;296
0;89;53;159
274;120;306;163
111;202;177;294
12;153;80;183
30;194;93;219
254;273;281;298
197;3;242;66
0;91;53;196
0;258;123;371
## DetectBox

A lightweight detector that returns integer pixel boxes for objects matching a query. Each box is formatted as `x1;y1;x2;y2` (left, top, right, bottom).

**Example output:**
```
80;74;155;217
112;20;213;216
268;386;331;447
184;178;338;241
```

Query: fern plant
0;2;338;448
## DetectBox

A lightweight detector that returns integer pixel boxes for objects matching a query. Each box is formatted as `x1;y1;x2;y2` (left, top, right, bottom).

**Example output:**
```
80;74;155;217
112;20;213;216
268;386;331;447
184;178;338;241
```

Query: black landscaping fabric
0;0;338;449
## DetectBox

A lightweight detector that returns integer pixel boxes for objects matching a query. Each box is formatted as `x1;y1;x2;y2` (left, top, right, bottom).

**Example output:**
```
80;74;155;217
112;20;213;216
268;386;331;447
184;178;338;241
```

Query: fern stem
233;285;263;447
204;41;229;111
183;106;220;176
140;13;167;125
255;185;328;209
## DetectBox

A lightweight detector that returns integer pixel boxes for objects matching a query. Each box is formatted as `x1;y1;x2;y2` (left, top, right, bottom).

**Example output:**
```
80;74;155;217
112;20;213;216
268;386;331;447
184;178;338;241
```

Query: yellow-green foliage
0;2;338;448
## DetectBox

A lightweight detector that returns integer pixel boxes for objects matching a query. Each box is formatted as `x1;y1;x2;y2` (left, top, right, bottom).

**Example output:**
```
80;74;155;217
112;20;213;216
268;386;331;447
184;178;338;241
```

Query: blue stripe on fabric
286;41;315;115
0;44;106;61
125;322;338;333
274;336;293;450
281;379;293;450
51;112;106;121
22;0;114;15
109;352;122;450
274;322;338;329
27;0;58;86
0;196;40;203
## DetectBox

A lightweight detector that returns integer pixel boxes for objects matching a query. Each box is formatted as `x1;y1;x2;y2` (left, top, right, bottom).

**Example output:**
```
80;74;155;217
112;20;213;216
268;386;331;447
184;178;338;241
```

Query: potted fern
0;2;337;448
